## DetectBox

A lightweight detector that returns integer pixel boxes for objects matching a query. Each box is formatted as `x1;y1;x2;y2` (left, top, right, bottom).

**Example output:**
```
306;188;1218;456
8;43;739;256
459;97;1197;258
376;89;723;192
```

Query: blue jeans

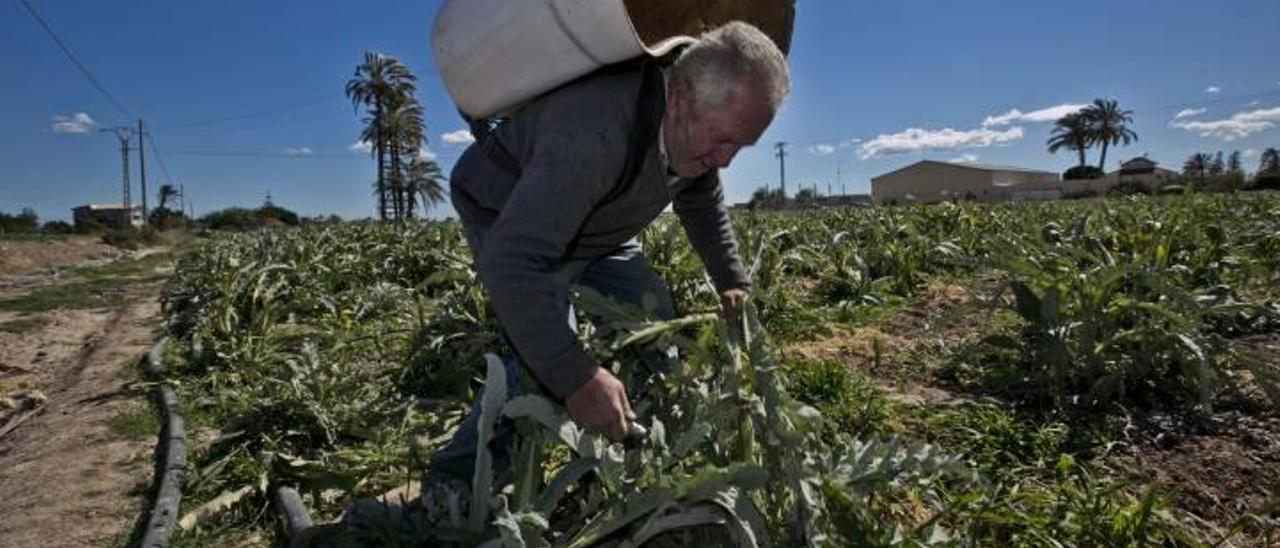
426;238;675;481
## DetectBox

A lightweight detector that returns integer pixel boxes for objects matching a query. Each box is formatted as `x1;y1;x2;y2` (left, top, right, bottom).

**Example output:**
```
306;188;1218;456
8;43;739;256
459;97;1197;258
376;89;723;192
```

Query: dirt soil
785;276;1280;543
0;236;122;277
784;278;991;406
1110;409;1280;544
0;267;163;546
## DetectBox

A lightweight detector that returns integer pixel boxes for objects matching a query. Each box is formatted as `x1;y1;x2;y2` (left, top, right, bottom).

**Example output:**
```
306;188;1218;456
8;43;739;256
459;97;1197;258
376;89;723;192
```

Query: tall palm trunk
390;143;404;220
1077;147;1086;168
375;100;387;221
1098;143;1109;171
405;171;417;220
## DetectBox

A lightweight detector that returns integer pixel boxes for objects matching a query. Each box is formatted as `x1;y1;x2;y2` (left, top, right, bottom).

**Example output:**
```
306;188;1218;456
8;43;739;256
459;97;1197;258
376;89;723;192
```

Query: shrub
199;204;301;231
1063;166;1105;180
41;220;74;234
1254;173;1280;191
148;207;188;230
0;208;39;235
100;227;163;250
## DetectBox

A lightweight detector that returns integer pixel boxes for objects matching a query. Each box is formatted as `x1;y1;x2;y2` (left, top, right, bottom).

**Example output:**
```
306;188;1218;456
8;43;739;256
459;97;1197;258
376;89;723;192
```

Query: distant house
1064;156;1180;196
1109;156;1179;191
72;204;142;230
871;161;1062;204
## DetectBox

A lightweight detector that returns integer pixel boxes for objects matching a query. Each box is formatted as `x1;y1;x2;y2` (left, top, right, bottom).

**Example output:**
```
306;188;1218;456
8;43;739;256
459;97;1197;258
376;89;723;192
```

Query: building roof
75;203;139;211
872;160;1055;181
948;161;1056;174
1121;156;1158;168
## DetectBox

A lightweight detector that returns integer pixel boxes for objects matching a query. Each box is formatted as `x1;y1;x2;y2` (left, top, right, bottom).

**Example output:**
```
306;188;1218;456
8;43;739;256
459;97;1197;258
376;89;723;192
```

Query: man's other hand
721;288;749;323
565;367;633;442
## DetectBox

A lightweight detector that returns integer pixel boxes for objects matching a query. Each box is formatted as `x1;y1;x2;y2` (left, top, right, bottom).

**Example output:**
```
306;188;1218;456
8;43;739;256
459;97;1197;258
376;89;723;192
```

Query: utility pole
774;142;788;199
137;119;148;225
836;162;842;196
99;127;132;218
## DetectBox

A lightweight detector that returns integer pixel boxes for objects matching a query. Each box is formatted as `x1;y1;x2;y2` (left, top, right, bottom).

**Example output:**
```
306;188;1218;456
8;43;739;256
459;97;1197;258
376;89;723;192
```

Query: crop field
155;192;1280;546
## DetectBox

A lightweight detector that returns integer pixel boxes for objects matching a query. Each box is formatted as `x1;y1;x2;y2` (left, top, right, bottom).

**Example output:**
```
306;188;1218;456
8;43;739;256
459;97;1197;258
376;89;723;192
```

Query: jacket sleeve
672;171;752;293
476;122;627;399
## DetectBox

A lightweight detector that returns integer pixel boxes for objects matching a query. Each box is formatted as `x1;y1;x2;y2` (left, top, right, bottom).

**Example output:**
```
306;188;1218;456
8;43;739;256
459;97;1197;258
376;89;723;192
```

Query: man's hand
565;367;634;442
720;288;749;324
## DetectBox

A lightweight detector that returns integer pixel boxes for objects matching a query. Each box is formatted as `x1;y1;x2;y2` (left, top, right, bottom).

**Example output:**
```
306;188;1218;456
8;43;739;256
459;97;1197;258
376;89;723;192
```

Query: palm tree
1047;112;1091;167
383;94;426;219
1081;99;1138;171
1259;148;1279;175
1183;152;1211;187
157;184;179;211
403;157;448;219
346;52;417;220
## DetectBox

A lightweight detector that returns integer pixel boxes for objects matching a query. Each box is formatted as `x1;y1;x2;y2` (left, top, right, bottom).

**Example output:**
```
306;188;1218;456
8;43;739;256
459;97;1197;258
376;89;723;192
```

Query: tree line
1182;147;1280;191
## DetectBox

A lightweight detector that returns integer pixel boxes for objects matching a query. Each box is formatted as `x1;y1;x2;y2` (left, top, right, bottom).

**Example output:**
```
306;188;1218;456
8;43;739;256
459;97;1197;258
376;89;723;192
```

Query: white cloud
839;138;862;148
348;140;373;153
948;154;980;164
283;147;313;157
982;104;1087;127
51;112;96;133
1170;106;1280;141
859;126;1024;159
418;148;438;161
441;129;476;146
1243;148;1261;158
1174;108;1206;120
808;144;836;156
1245;100;1262;107
1206;86;1221;94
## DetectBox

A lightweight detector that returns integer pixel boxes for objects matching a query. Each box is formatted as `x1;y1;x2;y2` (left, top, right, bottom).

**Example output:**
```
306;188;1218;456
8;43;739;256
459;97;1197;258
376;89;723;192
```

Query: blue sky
4;0;1279;222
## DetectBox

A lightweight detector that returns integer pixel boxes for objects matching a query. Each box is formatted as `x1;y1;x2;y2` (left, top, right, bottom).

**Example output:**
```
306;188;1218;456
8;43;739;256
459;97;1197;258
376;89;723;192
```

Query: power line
145;133;174;184
14;0;132;120
152;95;347;132
163;148;462;161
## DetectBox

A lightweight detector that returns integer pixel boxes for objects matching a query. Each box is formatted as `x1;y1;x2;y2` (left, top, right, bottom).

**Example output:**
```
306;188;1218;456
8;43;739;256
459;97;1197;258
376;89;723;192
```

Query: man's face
663;78;775;178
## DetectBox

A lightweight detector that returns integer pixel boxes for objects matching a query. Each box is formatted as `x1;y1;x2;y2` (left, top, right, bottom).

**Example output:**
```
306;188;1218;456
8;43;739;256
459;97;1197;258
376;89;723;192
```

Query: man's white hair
670;21;790;111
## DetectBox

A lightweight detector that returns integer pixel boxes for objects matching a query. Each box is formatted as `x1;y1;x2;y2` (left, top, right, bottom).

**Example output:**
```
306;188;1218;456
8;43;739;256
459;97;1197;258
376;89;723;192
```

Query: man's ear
667;77;692;115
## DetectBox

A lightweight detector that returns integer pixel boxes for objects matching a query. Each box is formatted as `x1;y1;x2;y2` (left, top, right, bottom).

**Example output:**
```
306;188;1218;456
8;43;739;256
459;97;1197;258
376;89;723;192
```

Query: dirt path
0;280;163;546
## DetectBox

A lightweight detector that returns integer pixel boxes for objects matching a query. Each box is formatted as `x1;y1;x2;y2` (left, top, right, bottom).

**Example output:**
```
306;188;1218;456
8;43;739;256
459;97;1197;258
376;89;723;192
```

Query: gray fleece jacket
449;65;750;399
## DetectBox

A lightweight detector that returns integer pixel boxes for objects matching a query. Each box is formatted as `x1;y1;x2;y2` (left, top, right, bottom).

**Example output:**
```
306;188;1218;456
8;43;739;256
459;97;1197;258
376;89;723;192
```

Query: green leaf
534;457;599;515
470;353;509;532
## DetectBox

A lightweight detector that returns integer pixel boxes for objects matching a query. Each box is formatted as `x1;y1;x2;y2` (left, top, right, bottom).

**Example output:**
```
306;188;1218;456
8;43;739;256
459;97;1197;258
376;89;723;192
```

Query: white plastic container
431;0;693;119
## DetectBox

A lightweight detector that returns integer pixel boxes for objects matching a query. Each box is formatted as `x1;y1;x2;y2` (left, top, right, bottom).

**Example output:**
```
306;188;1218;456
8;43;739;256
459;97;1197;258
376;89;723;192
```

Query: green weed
109;402;159;442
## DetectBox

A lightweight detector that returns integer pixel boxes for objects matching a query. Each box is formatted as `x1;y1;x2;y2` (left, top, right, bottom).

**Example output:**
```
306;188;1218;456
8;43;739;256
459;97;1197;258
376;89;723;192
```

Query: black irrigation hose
275;486;316;547
139;338;186;548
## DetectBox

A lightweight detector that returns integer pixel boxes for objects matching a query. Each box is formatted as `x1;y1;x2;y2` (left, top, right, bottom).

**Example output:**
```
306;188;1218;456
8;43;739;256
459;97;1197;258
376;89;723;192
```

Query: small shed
72;204;143;230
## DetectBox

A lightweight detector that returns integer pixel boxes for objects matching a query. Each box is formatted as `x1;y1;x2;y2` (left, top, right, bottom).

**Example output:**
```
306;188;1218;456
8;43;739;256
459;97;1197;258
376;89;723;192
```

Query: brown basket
623;0;796;54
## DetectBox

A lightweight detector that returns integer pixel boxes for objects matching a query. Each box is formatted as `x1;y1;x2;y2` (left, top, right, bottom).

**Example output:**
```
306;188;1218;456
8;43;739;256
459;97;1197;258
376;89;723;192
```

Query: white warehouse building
871;161;1064;204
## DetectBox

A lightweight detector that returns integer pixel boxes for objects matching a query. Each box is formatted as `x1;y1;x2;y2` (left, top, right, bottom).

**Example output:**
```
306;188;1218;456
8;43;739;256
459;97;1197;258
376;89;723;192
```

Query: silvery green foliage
470;354;509;532
453;291;975;547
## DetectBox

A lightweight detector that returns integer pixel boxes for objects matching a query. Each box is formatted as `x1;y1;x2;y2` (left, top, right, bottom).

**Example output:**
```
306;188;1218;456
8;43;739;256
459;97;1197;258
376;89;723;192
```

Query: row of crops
156;192;1280;546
